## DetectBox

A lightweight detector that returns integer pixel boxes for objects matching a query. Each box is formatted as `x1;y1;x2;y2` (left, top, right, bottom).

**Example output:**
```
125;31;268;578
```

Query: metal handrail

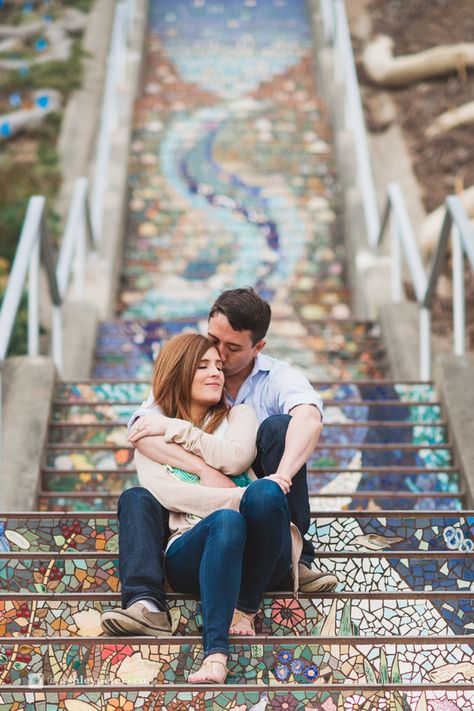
319;0;380;247
0;177;94;475
377;183;474;379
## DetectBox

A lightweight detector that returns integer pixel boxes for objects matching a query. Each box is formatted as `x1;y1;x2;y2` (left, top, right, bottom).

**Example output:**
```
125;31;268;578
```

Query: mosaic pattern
48;423;448;446
3;595;474;638
40;469;460;495
55;380;438;404
1;639;474;687
45;445;453;472
2;690;474;711
5;514;474;553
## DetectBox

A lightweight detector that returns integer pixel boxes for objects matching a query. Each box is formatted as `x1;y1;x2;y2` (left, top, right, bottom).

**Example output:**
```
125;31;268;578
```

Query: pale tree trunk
425;101;474;138
420;186;474;261
363;35;474;87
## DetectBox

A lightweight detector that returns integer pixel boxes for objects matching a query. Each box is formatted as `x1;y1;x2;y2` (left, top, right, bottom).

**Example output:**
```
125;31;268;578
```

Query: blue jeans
165;479;292;656
118;414;313;609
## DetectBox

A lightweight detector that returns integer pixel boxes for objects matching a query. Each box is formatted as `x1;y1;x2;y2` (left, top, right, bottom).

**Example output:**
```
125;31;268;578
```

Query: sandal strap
231;609;256;631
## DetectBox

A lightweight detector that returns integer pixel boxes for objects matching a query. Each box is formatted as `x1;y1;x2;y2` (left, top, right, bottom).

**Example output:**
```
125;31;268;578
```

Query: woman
133;333;302;684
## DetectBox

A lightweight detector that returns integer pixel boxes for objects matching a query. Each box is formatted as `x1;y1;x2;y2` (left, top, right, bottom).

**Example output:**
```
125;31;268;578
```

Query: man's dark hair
209;288;271;344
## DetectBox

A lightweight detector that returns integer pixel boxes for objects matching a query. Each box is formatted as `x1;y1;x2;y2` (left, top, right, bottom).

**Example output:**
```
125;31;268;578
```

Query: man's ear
254;339;266;354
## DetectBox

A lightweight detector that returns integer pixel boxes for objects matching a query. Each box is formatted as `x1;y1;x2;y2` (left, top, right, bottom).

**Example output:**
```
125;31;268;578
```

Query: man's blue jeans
118;414;314;610
165;479;292;656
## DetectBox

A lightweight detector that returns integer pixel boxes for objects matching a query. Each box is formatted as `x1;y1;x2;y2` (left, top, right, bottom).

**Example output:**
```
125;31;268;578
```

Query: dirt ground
352;0;474;348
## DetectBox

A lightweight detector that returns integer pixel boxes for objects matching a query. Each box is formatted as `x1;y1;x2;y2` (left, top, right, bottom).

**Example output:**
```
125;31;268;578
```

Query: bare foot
229;609;256;636
188;652;228;684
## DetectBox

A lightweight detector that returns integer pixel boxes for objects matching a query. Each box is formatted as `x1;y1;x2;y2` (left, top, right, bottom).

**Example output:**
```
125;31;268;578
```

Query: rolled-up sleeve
127;391;160;431
163;404;258;475
270;365;324;419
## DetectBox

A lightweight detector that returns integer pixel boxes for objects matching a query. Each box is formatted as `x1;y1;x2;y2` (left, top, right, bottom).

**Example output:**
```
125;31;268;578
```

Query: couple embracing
100;287;337;684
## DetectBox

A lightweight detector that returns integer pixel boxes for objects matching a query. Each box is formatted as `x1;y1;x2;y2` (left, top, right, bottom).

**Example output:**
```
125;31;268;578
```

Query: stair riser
1;596;472;637
51;403;444;423
48;424;448;445
44;447;454;470
3;689;474;711
3;514;472;552
37;494;464;513
40;469;460;494
0;639;473;687
2;554;473;593
54;382;437;403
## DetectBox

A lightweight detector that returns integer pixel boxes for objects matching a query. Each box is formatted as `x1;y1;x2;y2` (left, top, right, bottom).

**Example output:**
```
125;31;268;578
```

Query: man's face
207;313;265;378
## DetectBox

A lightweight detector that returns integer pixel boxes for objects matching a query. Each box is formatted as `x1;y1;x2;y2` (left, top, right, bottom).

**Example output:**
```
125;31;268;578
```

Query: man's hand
266;473;292;494
128;414;171;444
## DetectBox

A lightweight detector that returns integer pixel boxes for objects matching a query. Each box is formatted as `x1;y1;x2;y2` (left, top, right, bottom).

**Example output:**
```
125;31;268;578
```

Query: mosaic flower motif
290;658;306;674
271;694;298;711
278;650;293;664
304;664;319;682
100;644;134;666
274;664;291;681
271;597;305;629
344;695;368;711
106;696;134;711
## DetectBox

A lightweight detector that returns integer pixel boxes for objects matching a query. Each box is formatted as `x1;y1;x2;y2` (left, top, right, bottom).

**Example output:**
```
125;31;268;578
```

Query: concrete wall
1;0;149;510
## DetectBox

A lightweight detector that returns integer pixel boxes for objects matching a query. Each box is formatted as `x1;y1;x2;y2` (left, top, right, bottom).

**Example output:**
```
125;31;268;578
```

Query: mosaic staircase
2;0;474;709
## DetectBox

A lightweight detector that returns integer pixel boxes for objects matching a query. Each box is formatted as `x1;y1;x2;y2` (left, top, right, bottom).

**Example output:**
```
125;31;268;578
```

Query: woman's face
190;346;225;408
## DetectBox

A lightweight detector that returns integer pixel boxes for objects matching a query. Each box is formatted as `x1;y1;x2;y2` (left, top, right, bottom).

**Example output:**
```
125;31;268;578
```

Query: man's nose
217;345;226;361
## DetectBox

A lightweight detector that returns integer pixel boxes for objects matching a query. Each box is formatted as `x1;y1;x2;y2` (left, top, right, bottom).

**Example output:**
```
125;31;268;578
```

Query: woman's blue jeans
164;479;292;657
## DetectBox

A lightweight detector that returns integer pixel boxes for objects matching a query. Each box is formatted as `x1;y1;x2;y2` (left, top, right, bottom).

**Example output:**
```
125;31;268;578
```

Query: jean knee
209;509;246;547
241;478;287;518
118;487;159;515
257;414;290;442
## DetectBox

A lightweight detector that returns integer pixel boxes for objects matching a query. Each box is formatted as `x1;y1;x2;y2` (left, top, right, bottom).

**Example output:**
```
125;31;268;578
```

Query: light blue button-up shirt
129;353;323;428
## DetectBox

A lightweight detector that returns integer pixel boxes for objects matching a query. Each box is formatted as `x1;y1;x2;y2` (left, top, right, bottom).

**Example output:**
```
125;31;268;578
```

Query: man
101;288;337;637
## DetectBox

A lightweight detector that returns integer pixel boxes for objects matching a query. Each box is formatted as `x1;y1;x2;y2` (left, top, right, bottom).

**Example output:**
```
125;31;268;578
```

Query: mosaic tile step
5;511;473;554
2;550;473;594
2;688;474;711
51;401;444;424
44;444;454;471
40;468;460;495
4;593;474;638
1;637;474;687
54;381;438;404
47;423;448;446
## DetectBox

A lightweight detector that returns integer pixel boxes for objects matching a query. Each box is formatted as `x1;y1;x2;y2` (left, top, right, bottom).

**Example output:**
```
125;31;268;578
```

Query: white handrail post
419;307;431;381
27;239;40;356
390;210;402;303
452;223;465;356
51;305;63;375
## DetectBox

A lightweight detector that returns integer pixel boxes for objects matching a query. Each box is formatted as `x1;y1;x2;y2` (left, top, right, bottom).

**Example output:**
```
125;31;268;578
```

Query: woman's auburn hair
152;332;228;433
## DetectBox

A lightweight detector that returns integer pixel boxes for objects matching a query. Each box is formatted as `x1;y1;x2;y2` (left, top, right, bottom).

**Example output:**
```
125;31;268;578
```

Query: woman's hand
128;414;171;444
199;466;238;488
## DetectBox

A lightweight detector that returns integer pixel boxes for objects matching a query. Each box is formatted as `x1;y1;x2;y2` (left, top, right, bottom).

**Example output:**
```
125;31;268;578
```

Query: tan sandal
188;657;228;684
230;609;256;636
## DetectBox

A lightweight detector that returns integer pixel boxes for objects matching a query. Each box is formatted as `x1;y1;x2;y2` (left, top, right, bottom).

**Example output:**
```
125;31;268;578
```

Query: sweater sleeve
135;450;244;516
162;404;258;475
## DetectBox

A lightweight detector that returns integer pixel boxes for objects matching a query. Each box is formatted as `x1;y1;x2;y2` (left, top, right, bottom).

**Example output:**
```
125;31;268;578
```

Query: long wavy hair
152;333;228;433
